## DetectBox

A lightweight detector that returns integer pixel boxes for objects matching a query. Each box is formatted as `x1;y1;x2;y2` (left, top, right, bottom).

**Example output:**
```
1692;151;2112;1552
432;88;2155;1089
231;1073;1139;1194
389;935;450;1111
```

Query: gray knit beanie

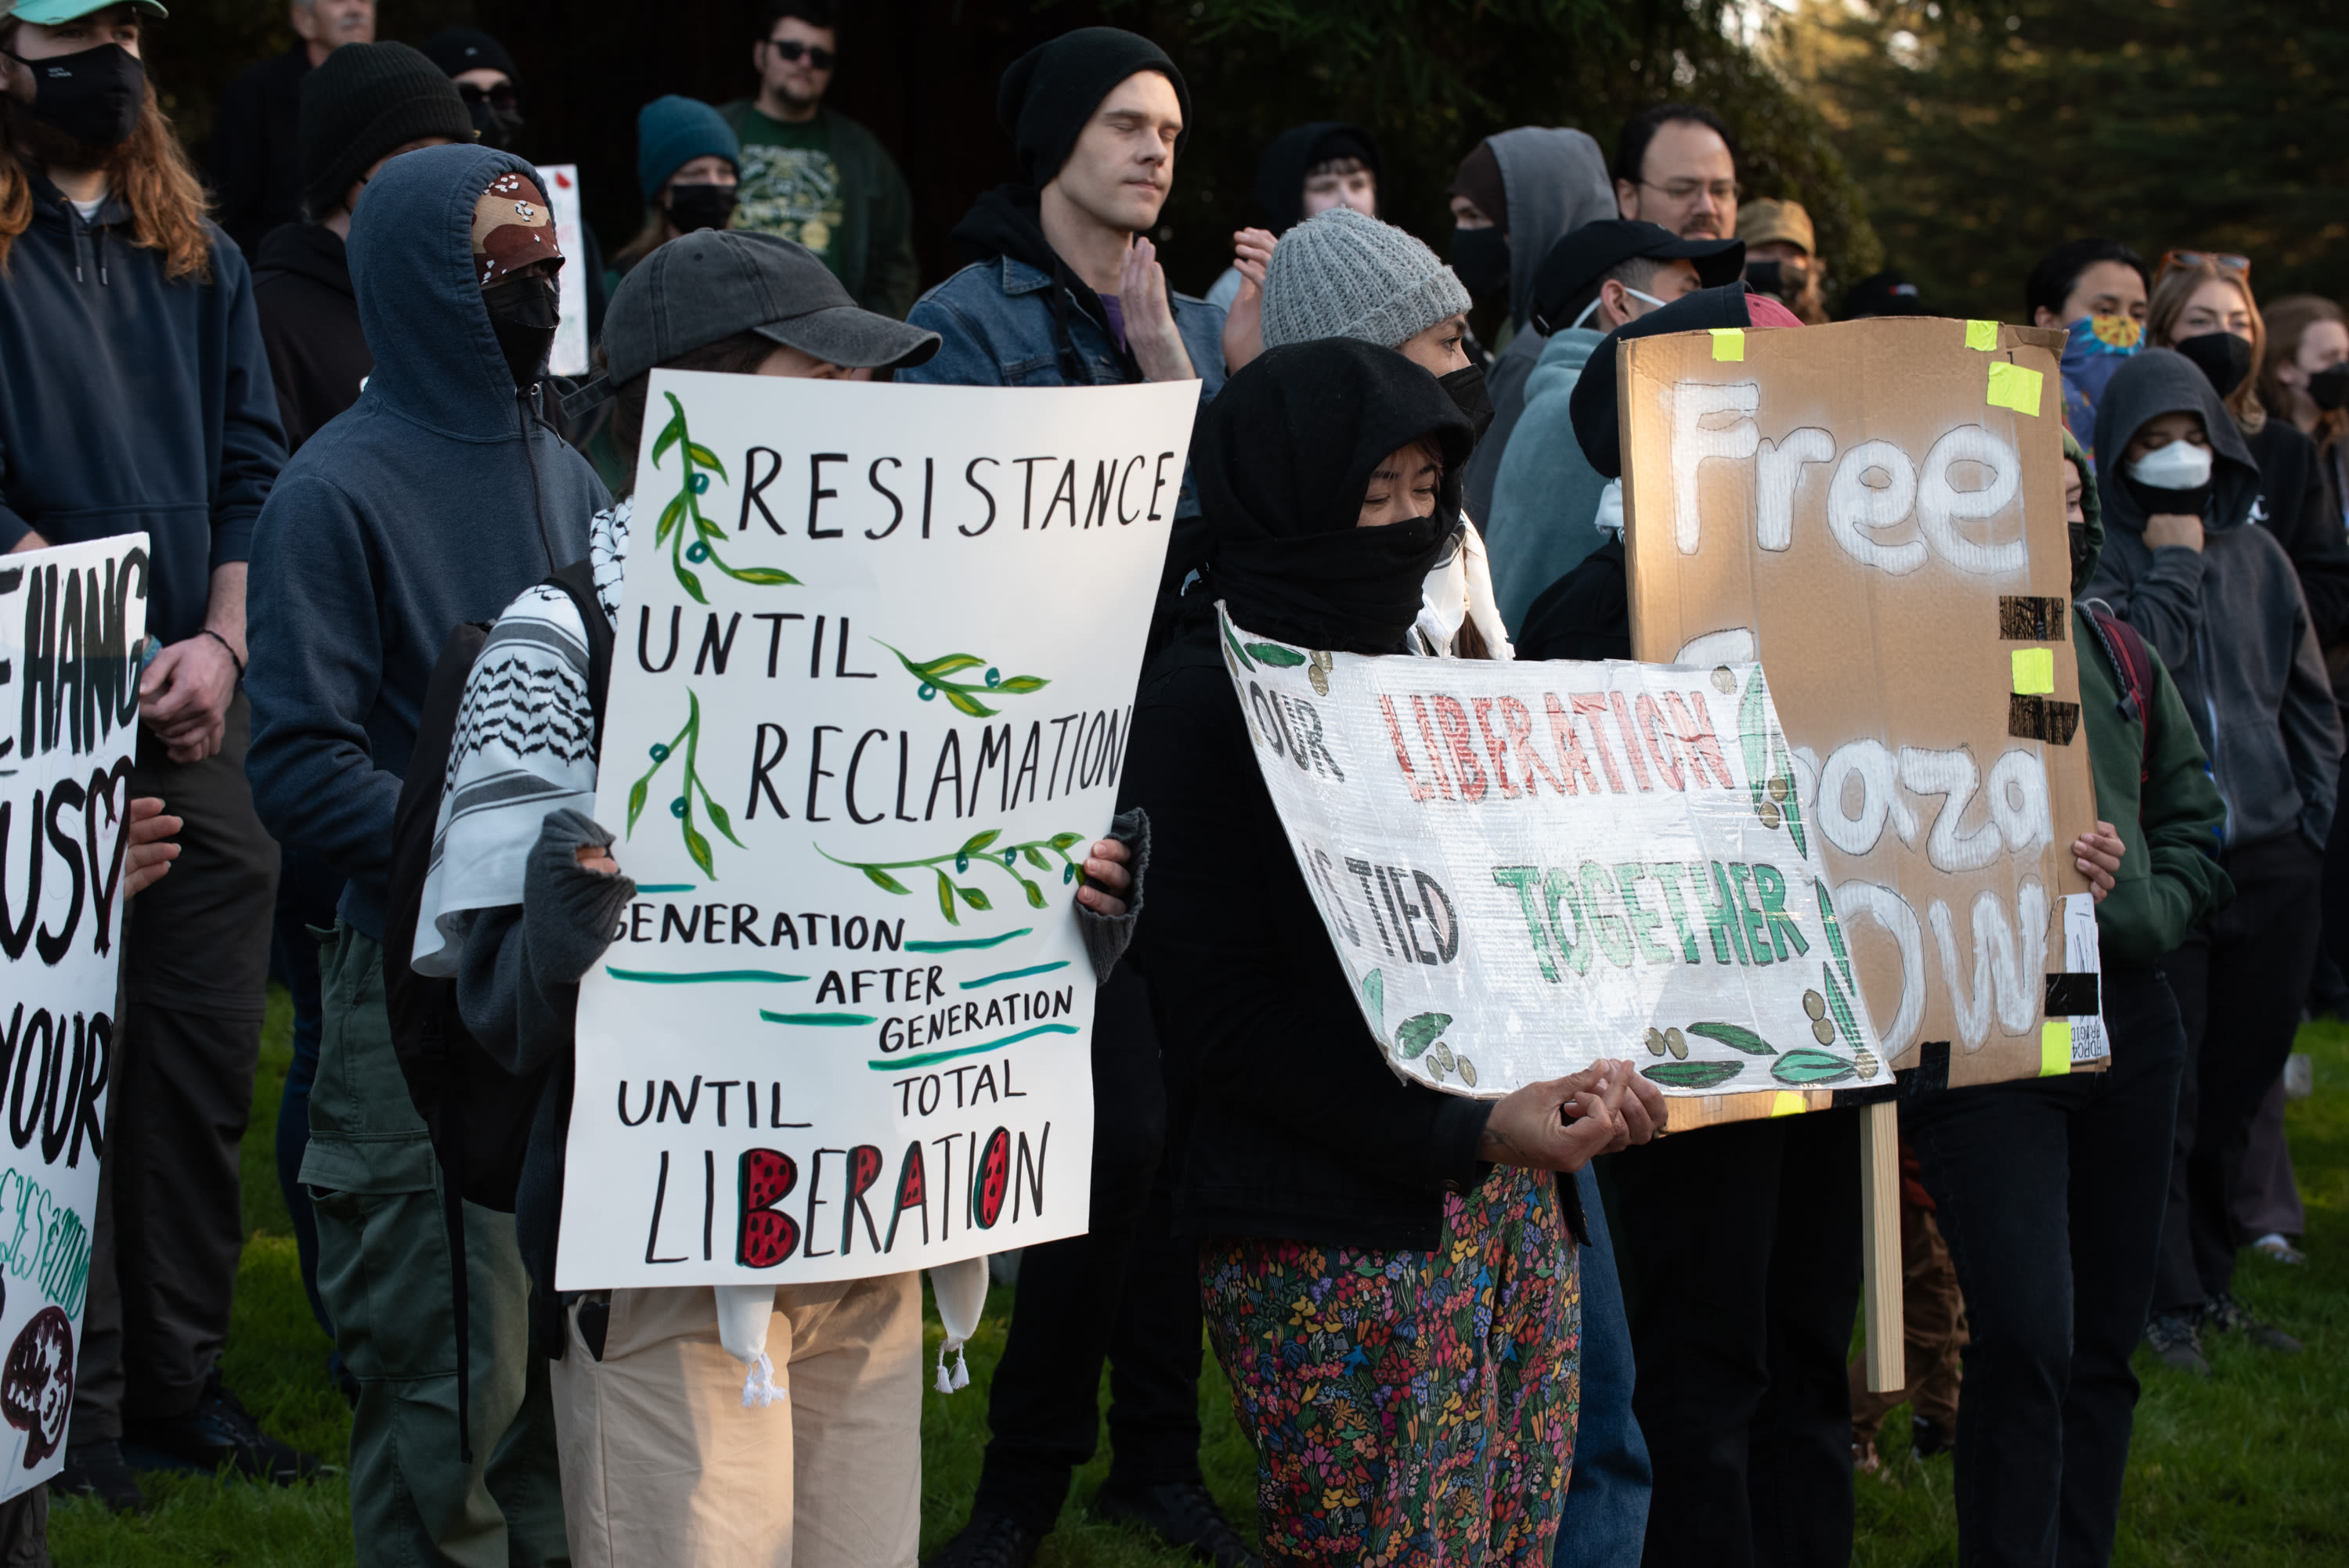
1260;207;1474;351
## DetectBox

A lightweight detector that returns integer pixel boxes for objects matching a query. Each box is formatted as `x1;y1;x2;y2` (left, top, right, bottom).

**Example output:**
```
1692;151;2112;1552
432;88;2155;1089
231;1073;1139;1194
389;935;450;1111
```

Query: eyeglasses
766;38;836;70
458;81;520;110
2158;250;2251;281
1639;178;1741;205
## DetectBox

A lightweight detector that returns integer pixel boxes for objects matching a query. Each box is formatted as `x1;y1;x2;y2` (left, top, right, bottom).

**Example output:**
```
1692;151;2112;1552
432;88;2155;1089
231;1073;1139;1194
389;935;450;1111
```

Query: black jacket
1122;613;1490;1250
254;224;370;454
1516;536;1630;662
211;45;310;258
0;173;286;643
2245;416;2349;648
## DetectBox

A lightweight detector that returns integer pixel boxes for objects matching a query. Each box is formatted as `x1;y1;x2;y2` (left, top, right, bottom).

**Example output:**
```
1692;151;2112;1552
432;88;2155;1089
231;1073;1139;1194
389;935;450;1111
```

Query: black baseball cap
1528;220;1746;337
1835;269;1928;321
601;230;939;387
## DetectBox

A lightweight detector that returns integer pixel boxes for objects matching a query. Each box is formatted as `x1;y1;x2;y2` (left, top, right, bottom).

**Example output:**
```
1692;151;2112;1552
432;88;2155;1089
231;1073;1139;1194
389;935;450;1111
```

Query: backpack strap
2085;607;2155;783
543;558;615;755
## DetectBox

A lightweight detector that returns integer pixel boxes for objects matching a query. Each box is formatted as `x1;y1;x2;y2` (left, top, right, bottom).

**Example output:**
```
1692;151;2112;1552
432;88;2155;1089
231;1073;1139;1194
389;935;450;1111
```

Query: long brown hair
0;30;213;283
2146;257;2266;435
603;329;778;498
2260;294;2348;456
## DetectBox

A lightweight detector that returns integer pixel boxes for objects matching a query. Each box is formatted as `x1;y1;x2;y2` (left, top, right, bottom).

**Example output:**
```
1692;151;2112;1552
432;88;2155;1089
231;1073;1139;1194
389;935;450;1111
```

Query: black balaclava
1254;121;1380;234
1447;141;1510;301
2;41;143;148
2174;330;2254;401
1196;337;1476;654
1569;284;1759;477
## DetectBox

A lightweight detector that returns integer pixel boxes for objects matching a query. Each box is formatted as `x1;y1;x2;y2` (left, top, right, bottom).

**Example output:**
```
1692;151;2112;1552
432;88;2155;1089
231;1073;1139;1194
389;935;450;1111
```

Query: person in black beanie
907;30;1237;1568
211;0;377;254
420;26;524;150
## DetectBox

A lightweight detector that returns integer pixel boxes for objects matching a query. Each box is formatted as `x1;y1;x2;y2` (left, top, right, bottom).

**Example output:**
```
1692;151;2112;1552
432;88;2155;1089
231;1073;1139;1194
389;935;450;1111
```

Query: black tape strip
1896;1040;1952;1101
2009;694;2081;744
2044;972;2101;1015
1999;596;2067;640
1831;1082;1902;1109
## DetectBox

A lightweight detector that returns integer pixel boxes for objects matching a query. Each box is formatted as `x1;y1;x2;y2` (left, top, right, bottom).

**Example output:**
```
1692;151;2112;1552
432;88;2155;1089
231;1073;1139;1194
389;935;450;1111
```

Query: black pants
74;695;280;1437
1611;1107;1861;1568
972;967;1204;1530
1906;966;2187;1568
2153;836;2322;1317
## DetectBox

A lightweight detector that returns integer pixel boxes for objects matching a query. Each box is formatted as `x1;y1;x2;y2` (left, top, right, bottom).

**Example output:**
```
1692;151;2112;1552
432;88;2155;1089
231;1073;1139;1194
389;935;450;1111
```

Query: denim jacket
901;255;1226;397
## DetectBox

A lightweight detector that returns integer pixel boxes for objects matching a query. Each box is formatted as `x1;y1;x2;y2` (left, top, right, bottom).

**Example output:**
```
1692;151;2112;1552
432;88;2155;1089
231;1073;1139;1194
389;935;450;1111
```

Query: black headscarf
1195;338;1476;654
1569;283;1758;478
1254;121;1381;233
997;27;1192;187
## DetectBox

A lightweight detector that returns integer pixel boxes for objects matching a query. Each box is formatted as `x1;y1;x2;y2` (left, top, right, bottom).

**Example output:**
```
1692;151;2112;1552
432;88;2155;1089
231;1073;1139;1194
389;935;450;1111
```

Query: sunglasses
458;81;521;110
2158;250;2251;281
766;38;836;70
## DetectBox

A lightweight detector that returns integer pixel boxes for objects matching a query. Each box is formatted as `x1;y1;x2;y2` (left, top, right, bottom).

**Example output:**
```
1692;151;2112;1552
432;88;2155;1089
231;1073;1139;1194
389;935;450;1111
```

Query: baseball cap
1835;270;1928;320
597;230;939;388
1737;198;1815;256
1528;219;1745;337
2;0;167;20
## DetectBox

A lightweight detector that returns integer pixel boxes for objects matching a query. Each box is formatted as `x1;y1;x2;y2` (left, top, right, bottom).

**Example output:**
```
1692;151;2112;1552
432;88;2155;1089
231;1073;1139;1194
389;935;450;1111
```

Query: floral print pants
1200;1166;1581;1566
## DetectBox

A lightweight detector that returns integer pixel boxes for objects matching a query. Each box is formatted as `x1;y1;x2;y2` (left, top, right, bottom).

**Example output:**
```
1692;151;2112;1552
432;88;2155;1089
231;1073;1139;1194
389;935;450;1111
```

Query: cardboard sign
541;164;590;378
557;374;1198;1289
0;537;146;1494
1621;318;2099;1121
1221;607;1885;1105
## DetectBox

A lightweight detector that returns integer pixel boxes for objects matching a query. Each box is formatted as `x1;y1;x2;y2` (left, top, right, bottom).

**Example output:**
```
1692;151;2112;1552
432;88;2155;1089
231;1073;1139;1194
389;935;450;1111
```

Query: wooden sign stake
1860;1098;1904;1393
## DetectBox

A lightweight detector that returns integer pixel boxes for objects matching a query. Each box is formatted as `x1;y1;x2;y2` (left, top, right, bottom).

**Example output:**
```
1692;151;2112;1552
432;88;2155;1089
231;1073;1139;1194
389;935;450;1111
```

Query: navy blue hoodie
246;144;609;939
0;171;286;643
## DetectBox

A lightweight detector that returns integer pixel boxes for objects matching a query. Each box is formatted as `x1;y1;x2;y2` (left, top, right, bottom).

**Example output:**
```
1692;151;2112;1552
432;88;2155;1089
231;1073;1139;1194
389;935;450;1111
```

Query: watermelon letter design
974;1127;1012;1229
737;1148;799;1268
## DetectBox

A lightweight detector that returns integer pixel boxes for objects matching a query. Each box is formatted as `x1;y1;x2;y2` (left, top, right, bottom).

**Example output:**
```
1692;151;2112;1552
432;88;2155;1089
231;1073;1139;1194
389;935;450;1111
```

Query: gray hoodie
2084;348;2341;853
1462;127;1615;524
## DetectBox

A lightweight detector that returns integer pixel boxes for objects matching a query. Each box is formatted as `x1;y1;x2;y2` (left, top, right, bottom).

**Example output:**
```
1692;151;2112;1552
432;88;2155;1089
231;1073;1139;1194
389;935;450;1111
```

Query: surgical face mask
1568;286;1669;332
2308;364;2349;412
1450;225;1510;300
665;182;738;236
2125;439;2214;492
1436;362;1494;444
2;41;144;150
482;273;560;389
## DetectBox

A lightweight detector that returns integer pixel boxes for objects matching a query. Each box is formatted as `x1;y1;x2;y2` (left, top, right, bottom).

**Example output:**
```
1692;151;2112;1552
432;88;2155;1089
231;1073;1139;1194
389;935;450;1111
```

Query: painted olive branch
651;390;799;604
623;689;743;879
818;829;1088;926
873;640;1048;718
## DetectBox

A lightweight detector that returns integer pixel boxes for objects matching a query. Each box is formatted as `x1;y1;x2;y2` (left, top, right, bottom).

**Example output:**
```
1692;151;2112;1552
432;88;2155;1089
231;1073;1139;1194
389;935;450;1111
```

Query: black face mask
470;102;526;152
2068;521;2095;583
1436;362;1495;445
2308;364;2349;413
482;273;560;389
2125;479;2214;524
3;41;143;150
1745;258;1810;302
665;182;738;236
2174;330;2253;400
1450;225;1510;300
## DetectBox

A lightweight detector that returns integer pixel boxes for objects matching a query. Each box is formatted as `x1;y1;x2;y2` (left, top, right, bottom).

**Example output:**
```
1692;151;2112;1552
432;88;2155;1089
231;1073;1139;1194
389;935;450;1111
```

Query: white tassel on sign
714;1284;784;1411
741;1350;785;1408
926;1256;990;1397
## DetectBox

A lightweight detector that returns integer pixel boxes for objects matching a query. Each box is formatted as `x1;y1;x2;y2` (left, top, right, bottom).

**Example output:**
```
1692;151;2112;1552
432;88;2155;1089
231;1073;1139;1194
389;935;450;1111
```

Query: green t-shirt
731;107;845;266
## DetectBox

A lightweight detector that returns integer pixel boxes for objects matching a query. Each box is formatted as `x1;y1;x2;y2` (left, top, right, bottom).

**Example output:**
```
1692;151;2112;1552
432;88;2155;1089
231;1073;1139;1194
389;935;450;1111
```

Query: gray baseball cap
601;229;938;384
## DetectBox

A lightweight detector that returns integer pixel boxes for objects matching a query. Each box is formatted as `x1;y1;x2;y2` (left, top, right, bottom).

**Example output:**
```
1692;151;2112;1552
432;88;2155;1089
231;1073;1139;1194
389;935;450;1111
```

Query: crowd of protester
0;0;2333;1564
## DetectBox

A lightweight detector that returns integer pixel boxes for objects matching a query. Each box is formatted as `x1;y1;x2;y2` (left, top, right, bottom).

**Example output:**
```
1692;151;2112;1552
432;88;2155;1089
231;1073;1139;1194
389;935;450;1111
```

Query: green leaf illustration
994;676;1048;694
1221;622;1257;672
917;654;987;679
1641;1061;1745;1090
683;822;714;880
1688;1022;1778;1055
656;493;686;546
820;829;1094;917
701;794;744;848
675;563;707;604
1362;968;1385;1034
1023;846;1052;872
960;830;1001;856
626;777;648;832
651;407;684;466
1020;878;1047;908
1772;1048;1858;1087
1817;878;1853;992
727;565;801;586
1822;964;1863;1053
958;885;992;911
863;865;909;894
1395;1011;1452;1060
936;871;958;925
1048;832;1084;852
1245;642;1308;668
686;442;727;478
941;687;999;717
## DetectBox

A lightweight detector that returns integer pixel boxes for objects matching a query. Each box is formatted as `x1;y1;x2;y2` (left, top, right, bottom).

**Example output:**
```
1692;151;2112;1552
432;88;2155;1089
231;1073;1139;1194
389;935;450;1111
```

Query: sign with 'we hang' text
0;536;146;1496
557;373;1197;1289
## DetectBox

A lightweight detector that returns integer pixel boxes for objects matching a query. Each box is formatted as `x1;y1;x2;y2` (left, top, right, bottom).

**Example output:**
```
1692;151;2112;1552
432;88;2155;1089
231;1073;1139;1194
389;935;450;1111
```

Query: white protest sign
540;164;590;377
558;374;1198;1289
0;537;145;1495
1219;607;1884;1105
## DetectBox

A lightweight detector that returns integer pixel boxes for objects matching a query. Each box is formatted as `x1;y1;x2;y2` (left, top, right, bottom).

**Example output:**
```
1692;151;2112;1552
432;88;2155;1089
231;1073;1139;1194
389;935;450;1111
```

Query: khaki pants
550;1274;923;1568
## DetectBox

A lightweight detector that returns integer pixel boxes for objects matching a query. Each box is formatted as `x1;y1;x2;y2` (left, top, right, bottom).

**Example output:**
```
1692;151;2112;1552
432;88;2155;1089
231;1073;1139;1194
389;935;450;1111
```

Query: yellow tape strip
2012;647;2055;694
1770;1090;1806;1117
2040;1021;2073;1076
1966;319;2000;351
1987;360;2044;416
1711;327;1745;362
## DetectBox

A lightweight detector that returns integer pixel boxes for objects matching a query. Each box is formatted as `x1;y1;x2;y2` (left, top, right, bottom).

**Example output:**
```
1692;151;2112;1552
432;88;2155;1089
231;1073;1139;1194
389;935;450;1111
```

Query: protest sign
557;374;1198;1289
0;537;145;1494
541;164;590;377
1220;606;1883;1106
1620;317;2100;1122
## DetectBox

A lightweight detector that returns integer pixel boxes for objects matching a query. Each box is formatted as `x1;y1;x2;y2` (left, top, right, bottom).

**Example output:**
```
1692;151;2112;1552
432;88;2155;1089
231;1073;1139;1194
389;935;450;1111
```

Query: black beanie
995;27;1191;187
300;43;477;218
1569;284;1755;477
420;27;522;91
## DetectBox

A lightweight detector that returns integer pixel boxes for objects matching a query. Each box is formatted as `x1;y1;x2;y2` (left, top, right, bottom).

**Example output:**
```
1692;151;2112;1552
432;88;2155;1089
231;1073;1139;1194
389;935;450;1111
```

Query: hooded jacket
1203;121;1383;311
1484;324;1607;630
252;222;370;453
247;143;610;940
1461;126;1615;525
0;171;287;646
2083;349;2340;855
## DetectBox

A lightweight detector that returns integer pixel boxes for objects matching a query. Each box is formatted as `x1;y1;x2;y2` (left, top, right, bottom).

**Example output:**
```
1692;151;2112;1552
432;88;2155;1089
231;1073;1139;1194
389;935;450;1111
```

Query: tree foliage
1784;0;2349;319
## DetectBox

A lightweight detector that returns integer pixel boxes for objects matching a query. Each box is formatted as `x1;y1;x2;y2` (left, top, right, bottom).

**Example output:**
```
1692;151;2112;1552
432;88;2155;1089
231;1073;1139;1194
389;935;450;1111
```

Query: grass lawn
45;995;2349;1565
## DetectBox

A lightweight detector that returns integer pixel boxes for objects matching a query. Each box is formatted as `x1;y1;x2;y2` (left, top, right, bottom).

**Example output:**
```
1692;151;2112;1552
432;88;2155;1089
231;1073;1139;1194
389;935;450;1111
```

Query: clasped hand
1478;1059;1668;1173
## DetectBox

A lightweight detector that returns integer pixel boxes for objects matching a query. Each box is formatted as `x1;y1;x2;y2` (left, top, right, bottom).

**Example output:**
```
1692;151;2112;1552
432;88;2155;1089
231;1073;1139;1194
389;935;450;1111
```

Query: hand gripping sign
1218;604;1885;1111
557;374;1198;1289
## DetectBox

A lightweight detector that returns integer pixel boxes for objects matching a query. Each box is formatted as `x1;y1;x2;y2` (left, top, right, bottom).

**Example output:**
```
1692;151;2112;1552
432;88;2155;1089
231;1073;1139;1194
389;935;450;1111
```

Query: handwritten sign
540;164;590;378
1221;607;1884;1104
557;373;1198;1289
1620;318;2100;1117
0;536;146;1494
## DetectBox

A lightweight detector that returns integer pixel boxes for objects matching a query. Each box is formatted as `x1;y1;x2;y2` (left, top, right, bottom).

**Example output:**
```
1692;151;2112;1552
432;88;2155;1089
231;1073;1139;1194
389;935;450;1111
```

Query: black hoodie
253;223;371;453
2084;349;2341;852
